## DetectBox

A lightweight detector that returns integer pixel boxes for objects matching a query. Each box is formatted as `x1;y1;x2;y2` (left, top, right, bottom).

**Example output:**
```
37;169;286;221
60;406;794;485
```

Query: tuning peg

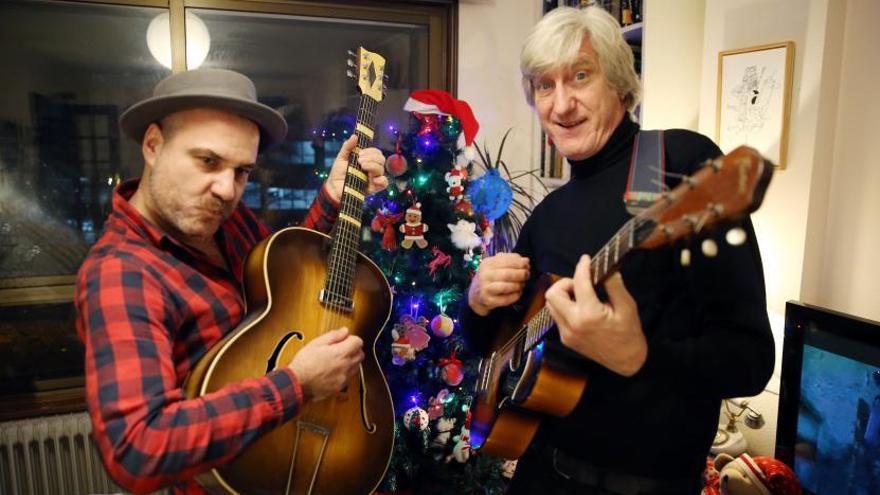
725;227;747;246
680;248;691;267
701;238;718;258
346;70;356;79
347;49;356;57
383;74;390;81
347;59;357;68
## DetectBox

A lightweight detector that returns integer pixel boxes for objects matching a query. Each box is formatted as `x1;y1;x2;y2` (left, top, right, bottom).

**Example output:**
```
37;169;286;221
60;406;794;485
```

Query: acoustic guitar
184;47;394;494
470;145;775;459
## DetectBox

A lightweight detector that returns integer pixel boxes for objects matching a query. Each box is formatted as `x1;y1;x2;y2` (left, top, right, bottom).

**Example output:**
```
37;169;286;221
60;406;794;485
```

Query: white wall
696;0;846;457
816;0;880;321
694;0;880;457
641;0;706;130
457;0;543;195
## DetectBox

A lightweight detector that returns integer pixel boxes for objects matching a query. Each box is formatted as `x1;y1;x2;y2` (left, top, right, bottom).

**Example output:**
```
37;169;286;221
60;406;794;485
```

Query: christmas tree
362;91;518;494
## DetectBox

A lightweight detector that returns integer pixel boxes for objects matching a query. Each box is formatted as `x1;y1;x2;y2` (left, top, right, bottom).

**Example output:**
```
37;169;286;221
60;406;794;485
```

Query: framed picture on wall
716;41;795;169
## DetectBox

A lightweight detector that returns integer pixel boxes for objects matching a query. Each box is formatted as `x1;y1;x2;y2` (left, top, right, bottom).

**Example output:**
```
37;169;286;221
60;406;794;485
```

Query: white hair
520;6;642;113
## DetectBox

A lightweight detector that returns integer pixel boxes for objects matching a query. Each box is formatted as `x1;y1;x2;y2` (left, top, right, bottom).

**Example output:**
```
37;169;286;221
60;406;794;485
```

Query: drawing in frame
716;41;794;170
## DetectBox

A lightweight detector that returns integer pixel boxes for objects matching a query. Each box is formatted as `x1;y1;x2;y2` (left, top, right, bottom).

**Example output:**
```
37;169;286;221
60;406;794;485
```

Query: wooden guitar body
470;275;588;460
184;227;394;495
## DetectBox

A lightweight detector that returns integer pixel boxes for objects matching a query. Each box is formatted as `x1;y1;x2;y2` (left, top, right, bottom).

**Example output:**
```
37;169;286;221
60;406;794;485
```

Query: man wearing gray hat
74;68;388;494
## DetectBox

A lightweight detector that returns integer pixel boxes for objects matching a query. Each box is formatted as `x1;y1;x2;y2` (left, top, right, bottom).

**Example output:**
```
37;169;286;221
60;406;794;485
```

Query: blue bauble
467;169;513;221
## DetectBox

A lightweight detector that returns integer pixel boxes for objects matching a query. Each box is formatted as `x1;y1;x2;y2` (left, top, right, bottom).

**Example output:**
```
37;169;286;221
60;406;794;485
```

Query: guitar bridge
319;289;354;313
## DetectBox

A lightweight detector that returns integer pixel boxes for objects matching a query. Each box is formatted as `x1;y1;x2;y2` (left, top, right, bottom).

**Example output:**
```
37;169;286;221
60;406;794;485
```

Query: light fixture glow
146;11;211;70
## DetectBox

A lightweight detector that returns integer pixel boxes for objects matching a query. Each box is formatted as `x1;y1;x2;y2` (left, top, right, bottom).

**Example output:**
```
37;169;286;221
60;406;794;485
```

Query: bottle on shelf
621;0;633;26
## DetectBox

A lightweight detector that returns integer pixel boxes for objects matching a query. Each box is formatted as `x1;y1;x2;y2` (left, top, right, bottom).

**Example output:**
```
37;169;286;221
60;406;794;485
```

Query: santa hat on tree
404;90;480;164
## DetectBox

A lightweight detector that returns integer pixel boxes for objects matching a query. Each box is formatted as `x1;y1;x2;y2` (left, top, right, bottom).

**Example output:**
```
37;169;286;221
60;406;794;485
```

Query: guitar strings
492;220;636;360
325;94;377;333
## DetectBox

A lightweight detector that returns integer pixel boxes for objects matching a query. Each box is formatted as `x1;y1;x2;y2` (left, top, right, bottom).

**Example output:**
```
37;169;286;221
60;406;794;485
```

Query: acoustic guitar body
185;227;394;495
470;275;588;459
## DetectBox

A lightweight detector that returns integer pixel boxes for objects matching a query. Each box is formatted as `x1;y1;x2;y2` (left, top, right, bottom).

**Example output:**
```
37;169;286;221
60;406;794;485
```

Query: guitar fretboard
321;94;379;312
522;216;653;350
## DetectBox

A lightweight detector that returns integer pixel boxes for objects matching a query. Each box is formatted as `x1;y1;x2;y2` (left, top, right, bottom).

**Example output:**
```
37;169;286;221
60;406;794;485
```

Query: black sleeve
635;131;775;398
459;203;541;355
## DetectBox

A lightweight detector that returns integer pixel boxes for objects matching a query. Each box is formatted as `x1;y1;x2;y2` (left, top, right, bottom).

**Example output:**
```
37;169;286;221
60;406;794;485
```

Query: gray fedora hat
119;68;287;152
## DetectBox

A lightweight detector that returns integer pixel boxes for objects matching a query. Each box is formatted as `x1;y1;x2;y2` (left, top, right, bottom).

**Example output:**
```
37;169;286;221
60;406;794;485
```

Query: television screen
776;302;880;495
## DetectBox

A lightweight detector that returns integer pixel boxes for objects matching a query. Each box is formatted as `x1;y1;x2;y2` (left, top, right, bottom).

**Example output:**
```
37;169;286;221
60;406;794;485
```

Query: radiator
0;411;132;495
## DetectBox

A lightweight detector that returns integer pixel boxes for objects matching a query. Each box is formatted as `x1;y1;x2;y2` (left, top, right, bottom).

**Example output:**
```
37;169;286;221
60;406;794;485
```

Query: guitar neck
322;93;379;311
523;215;655;350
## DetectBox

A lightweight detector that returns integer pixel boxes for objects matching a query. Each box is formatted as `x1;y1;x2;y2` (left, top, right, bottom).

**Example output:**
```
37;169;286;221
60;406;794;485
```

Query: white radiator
0;411;145;495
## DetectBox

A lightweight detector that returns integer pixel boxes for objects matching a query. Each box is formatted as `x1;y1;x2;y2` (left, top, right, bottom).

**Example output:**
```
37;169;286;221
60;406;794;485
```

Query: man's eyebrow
190;148;256;168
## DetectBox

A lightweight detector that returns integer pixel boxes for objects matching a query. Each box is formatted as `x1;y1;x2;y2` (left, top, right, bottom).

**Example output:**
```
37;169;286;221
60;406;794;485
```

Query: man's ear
142;123;164;168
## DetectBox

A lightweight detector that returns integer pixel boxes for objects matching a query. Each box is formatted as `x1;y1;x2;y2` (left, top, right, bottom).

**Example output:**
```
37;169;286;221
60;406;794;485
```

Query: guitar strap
624;129;665;215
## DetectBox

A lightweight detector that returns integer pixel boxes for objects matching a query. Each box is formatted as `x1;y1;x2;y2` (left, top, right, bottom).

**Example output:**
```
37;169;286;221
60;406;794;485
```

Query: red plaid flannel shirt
75;179;339;494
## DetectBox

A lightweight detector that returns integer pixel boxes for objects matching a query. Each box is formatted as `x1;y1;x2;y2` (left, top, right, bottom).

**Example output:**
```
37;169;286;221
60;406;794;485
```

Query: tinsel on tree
358;90;523;494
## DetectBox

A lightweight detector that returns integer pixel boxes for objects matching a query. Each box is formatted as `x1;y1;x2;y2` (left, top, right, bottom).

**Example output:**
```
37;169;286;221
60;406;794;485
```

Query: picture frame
716;41;795;169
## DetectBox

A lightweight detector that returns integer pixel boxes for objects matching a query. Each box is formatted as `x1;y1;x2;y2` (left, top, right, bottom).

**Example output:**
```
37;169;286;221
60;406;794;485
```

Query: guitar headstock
347;47;386;103
636;145;774;250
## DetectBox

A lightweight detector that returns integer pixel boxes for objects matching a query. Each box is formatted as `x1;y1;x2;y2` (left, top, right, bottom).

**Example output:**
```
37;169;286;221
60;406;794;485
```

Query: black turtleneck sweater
462;117;774;481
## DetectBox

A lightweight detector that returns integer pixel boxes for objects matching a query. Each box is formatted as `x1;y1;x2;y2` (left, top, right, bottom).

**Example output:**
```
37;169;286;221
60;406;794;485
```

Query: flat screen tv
776;301;880;495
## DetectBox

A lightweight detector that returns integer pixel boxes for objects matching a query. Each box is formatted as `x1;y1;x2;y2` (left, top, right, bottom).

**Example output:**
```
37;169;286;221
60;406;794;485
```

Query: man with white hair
464;7;774;494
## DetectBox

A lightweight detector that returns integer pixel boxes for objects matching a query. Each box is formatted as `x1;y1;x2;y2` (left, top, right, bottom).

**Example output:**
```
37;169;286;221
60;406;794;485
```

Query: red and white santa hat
406;202;423;216
733;454;802;495
447;166;467;180
404;89;480;163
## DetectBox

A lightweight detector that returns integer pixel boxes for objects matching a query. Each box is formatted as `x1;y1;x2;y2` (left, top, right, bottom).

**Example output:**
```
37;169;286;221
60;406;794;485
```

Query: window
0;0;455;417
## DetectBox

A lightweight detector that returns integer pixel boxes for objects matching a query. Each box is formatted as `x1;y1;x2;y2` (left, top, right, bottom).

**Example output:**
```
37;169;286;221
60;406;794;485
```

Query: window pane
191;8;428;229
0;0;170;394
0;0;170;283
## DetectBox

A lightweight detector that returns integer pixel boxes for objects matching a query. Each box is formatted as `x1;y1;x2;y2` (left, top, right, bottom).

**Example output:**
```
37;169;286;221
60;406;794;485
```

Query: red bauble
385;153;408;177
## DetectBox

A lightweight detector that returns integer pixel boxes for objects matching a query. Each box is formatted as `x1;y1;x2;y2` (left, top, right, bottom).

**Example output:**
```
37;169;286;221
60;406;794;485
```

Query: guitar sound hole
266;331;304;373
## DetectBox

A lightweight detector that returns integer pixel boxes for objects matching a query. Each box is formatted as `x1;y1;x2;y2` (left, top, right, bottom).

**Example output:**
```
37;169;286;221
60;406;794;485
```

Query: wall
694;0;880;457
816;0;880;322
641;0;706;130
457;0;543;196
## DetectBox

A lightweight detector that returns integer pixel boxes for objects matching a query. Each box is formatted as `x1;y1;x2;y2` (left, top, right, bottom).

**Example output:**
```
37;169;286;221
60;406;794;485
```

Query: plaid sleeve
76;256;303;494
301;183;340;234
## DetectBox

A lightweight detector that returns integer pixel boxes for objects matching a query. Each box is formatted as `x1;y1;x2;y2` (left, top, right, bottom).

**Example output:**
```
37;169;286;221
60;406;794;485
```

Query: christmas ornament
430;313;454;338
426;389;450;420
446;425;471;463
453;198;474;216
480;217;494;254
403;406;429;431
447;219;482;261
404;89;480;166
414;113;441;138
430;416;457;451
400;202;429;249
441;115;462;140
397;314;431;351
468;168;513;221
444;165;468;202
385;132;408;177
439;351;464;387
427;246;452;277
390;332;415;365
385;153;408;177
370;208;403;251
